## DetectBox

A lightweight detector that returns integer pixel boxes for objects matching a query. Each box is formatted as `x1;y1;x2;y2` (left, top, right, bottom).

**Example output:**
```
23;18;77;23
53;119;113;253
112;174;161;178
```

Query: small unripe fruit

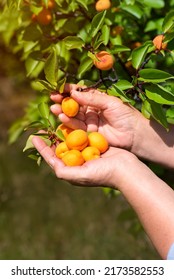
37;8;52;26
95;0;111;12
153;34;167;51
94;51;114;71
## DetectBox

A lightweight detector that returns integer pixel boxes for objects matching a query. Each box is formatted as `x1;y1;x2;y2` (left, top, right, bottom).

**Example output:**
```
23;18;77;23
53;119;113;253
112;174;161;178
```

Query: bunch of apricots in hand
55;96;109;166
55;127;109;166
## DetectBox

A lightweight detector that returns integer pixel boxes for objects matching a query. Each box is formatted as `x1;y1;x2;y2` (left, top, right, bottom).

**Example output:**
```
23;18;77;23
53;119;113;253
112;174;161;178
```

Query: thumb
71;89;114;110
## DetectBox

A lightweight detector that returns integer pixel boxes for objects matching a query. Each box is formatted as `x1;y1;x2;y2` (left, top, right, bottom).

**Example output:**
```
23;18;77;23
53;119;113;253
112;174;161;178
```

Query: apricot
94;51;114;71
66;129;89;151
62;150;85;166
111;26;124;36
37;8;52;25
61;97;80;117
82;146;100;161
153;34;167;51
56;124;74;138
88;132;108;153
42;0;55;10
55;142;69;159
31;13;37;22
95;0;111;12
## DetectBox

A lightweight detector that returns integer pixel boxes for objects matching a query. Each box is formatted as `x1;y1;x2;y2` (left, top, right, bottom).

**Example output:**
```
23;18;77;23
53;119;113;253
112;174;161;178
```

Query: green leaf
101;25;110;46
120;3;144;19
63;36;84;50
148;99;168;129
44;48;58;85
131;42;153;69
38;102;50;119
140;0;164;8
55;129;66;142
162;10;174;33
145;84;174;105
139;69;174;83
107;84;133;103
89;10;106;38
116;80;133;90
77;56;93;79
111;45;131;54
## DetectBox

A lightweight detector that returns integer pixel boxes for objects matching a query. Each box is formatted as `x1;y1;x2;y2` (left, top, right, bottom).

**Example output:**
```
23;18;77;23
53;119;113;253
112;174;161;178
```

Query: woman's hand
50;84;142;150
32;134;137;189
50;84;174;168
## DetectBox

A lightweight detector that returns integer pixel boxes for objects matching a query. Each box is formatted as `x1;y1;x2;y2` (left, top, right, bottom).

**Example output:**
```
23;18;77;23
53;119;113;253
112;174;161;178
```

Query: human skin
32;135;174;259
50;84;174;168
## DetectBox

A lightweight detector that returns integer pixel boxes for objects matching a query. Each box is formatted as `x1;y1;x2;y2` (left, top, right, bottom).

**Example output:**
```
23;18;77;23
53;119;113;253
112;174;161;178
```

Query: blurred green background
0;42;160;260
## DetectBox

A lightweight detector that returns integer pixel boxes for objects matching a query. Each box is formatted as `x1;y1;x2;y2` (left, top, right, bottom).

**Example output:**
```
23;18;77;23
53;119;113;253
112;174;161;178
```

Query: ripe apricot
153;34;167;50
111;26;124;36
37;8;52;25
95;0;111;12
42;0;55;10
62;150;85;166
88;132;108;153
56;124;74;138
55;142;69;159
31;13;37;22
82;146;100;161
94;51;114;71
66;129;89;151
61;97;80;117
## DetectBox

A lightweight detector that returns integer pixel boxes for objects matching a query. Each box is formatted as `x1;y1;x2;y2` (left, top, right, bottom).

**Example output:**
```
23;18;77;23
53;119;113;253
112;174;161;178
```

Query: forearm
115;159;174;259
132;116;174;168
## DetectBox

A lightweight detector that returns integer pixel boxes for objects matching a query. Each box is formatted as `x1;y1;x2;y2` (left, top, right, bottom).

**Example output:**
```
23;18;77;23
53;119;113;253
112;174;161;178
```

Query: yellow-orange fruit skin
56;124;74;138
88;132;109;153
62;150;85;166
61;97;80;117
94;51;114;71
42;0;55;10
37;8;52;25
82;146;100;161
55;142;69;159
66;129;89;151
95;0;111;12
153;34;167;50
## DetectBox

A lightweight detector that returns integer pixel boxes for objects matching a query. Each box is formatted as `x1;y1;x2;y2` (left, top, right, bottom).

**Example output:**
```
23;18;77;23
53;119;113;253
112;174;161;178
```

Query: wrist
131;116;174;168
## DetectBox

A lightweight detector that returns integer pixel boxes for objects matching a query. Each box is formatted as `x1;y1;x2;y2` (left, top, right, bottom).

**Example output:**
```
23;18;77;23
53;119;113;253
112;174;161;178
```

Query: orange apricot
94;51;114;71
88;132;108;153
153;34;167;50
37;8;52;25
56;124;74;138
111;25;124;36
82;146;100;161
55;142;69;159
66;129;89;151
95;0;111;12
42;0;55;9
61;97;80;117
62;150;85;166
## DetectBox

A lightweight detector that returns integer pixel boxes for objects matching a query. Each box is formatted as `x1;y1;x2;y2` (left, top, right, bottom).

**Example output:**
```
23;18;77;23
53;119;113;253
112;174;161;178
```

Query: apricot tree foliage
1;0;174;147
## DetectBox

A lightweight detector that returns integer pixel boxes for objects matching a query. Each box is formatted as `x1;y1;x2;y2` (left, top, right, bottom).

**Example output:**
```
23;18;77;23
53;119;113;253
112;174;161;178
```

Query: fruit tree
1;0;174;168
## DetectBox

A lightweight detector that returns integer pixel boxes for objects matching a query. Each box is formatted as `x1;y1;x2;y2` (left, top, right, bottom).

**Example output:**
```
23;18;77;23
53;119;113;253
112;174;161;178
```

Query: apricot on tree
94;51;114;70
95;0;111;12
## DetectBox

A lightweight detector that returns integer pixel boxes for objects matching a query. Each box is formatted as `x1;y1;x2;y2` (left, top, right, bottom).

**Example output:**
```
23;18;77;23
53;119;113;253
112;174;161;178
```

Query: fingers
71;90;115;110
32;136;63;169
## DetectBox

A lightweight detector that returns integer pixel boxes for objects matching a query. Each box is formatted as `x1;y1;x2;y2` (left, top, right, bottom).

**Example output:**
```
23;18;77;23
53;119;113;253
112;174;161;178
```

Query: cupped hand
50;84;143;150
32;135;137;189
